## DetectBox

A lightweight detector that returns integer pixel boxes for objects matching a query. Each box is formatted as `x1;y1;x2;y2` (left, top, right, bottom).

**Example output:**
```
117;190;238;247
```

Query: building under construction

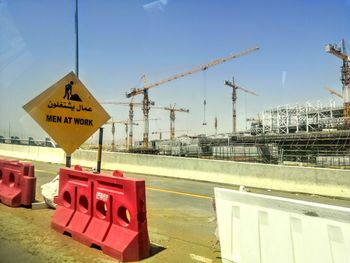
248;100;344;135
139;98;350;169
239;108;350;167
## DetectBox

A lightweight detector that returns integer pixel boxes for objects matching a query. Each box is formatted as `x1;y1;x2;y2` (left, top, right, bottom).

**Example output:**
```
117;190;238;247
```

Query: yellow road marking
35;169;212;200
147;186;212;200
189;254;213;263
36;169;57;175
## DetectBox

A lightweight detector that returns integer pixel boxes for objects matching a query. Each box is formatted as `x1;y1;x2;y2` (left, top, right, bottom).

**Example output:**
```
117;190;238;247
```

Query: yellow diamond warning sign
23;72;110;155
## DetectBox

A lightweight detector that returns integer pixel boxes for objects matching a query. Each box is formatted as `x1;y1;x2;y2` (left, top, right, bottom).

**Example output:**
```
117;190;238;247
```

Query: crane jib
126;46;259;97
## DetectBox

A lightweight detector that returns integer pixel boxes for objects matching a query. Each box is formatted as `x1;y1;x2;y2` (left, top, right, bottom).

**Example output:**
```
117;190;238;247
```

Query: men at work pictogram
63;81;82;102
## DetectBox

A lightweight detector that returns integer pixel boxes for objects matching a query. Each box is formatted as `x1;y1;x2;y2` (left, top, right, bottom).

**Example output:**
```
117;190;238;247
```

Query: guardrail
0;136;56;147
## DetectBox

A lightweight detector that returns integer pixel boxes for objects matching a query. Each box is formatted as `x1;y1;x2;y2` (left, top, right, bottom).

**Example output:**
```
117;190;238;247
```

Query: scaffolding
249;100;344;134
234;130;350;168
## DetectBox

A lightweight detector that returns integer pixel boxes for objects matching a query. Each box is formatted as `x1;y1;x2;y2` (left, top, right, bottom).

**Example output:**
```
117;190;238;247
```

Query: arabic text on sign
47;101;92;112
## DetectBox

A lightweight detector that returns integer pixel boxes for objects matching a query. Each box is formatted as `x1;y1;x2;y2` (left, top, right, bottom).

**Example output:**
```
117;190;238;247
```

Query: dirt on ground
0;204;220;263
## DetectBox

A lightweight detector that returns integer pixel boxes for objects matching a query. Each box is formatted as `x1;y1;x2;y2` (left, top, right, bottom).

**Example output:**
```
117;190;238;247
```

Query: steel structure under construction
248;100;344;135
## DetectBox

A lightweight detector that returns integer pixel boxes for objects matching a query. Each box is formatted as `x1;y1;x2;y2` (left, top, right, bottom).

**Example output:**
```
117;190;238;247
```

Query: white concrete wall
0;144;349;198
0;144;66;164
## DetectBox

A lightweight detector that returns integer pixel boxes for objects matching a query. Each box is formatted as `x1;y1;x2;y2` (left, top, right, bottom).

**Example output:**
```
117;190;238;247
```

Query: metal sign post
66;0;79;168
96;127;104;173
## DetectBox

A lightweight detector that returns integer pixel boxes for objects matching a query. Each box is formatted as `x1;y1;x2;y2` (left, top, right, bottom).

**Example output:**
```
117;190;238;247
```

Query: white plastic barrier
215;188;350;263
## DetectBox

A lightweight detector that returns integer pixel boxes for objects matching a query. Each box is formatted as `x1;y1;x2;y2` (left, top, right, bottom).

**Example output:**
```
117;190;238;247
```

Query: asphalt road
0;159;349;263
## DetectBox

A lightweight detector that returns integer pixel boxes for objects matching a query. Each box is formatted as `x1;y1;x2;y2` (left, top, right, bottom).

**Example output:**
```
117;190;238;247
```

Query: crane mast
101;100;154;150
164;104;189;140
107;119;139;151
142;90;151;148
151;104;190;139
325;39;350;127
224;76;258;133
129;102;134;150
225;78;237;133
107;118;159;151
126;46;259;149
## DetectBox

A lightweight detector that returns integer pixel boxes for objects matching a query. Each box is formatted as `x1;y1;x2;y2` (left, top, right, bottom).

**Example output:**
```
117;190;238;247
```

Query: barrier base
51;206;75;234
0;159;36;207
0;186;21;207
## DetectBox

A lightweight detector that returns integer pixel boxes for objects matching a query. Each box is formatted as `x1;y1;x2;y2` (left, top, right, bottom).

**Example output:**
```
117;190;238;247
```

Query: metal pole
66;0;79;168
66;155;71;167
97;127;104;173
75;0;79;78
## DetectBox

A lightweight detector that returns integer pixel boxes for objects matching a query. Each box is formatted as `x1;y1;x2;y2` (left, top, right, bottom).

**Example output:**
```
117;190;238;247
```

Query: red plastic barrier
52;166;93;238
52;167;150;262
0;159;36;207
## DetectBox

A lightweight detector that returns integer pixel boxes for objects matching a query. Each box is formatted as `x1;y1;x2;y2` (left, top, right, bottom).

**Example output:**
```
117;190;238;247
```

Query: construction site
84;39;350;170
2;39;349;169
2;1;350;263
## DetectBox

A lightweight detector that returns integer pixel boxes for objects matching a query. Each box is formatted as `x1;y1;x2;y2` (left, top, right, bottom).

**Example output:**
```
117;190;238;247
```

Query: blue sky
1;0;350;143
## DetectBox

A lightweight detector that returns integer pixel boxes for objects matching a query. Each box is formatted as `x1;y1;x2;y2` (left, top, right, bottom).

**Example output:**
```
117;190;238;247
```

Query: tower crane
153;104;189;139
224;76;258;133
126;46;260;149
325;39;350;126
101;100;155;150
107;119;139;151
106;117;159;151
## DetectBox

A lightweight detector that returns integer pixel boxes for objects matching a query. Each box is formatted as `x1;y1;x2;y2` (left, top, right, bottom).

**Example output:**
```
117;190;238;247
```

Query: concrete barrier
0;144;65;164
0;144;349;198
215;187;350;263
